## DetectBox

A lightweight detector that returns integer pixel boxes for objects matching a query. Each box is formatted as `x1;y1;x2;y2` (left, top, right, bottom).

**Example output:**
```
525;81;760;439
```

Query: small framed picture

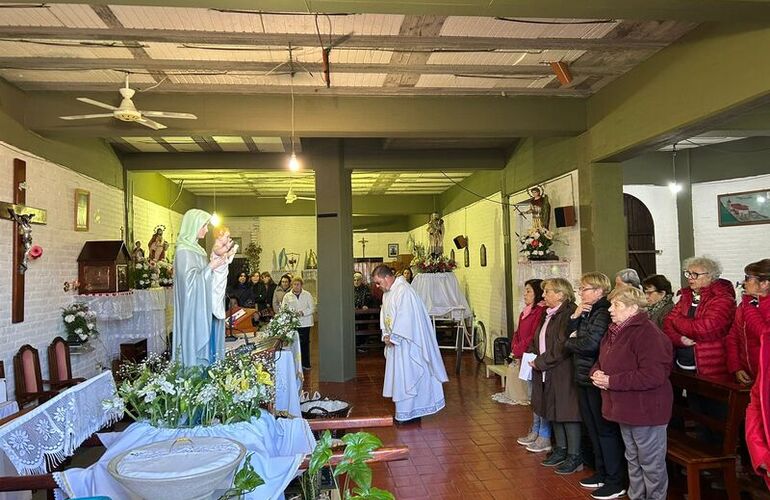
387;243;399;258
74;189;90;231
231;237;243;254
717;189;770;227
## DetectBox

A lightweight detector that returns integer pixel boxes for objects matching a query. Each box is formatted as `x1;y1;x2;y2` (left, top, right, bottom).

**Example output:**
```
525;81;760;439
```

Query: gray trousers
619;424;668;500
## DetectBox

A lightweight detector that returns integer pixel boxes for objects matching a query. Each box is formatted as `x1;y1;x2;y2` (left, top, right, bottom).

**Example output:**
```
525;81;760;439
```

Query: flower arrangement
262;307;300;347
157;260;173;287
104;352;274;428
62;302;98;345
410;243;457;274
132;261;159;289
519;227;557;260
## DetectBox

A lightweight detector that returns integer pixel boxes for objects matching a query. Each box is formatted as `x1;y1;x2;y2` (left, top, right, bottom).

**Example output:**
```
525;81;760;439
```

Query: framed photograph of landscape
717;189;770;227
74;189;90;231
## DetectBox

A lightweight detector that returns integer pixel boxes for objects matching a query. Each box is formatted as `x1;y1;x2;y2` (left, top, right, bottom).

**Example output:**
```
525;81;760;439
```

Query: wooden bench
355;308;382;349
667;368;751;500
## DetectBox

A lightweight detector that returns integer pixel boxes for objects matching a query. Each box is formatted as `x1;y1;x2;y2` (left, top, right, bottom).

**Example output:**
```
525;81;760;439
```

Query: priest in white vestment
371;265;448;422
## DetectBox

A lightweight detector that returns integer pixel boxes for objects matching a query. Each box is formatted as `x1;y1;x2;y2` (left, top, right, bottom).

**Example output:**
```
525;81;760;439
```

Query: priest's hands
383;334;394;346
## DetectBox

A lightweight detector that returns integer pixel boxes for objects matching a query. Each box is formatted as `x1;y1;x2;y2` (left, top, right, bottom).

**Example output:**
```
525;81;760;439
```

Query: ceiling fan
285;185;315;204
59;75;198;130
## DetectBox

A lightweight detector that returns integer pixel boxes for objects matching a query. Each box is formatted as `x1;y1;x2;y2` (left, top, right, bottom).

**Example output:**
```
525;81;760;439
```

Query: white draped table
411;272;472;318
79;288;173;358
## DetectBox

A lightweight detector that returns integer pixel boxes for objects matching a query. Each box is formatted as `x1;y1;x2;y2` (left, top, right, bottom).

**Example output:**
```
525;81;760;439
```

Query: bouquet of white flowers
61;302;98;345
156;260;173;287
262;307;300;347
107;352;274;428
132;261;158;289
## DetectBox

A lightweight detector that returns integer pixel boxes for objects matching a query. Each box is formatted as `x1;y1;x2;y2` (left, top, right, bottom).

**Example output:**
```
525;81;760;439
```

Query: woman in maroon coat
740;259;770;489
663;256;736;377
727;259;770;385
591;286;673;500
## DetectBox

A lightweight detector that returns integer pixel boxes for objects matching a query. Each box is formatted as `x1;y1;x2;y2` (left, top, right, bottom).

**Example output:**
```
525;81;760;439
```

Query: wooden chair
47;337;86;391
13;345;58;408
667;368;751;500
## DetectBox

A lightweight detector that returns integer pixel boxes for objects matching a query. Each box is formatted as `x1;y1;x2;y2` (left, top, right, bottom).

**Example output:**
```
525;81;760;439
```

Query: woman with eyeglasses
727;259;770;385
641;275;675;329
662;256;736;377
740;259;770;489
565;273;627;498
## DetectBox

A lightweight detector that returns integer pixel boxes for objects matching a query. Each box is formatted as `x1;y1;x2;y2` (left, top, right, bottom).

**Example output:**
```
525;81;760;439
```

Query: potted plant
61;302;99;346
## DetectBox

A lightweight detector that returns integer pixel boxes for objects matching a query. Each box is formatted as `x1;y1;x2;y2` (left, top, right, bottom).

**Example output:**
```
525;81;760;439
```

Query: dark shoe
579;472;606;489
540;447;566;467
590;484;626;499
555;454;584;475
395;417;421;426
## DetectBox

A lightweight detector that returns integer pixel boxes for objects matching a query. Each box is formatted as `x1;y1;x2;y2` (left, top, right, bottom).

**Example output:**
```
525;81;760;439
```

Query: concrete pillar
307;139;356;382
577;162;628;278
675;150;694;288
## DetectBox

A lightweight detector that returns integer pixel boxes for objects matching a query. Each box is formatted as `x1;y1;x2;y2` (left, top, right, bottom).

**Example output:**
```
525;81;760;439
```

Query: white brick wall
132;196;184;261
409;194;506;358
0;142;125;399
623;185;681;283
692;173;770;285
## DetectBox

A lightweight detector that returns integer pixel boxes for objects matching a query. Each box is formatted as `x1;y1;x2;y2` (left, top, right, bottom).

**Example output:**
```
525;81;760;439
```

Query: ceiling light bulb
288;152;300;172
668;182;682;194
210;212;221;226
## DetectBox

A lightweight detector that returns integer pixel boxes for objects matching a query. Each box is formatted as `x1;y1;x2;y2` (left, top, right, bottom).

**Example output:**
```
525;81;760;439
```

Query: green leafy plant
245;242;262;274
220;454;265;499
299;431;394;500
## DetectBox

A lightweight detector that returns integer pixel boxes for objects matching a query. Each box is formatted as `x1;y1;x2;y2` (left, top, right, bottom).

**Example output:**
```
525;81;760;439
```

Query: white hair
683;256;722;279
615;268;641;288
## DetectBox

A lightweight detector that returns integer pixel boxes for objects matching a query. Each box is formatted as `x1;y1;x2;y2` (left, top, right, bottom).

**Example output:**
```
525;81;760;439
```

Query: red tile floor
302;342;769;500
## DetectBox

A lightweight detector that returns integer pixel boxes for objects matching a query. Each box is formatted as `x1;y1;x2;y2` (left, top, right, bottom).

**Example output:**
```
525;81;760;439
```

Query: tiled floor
304;349;597;500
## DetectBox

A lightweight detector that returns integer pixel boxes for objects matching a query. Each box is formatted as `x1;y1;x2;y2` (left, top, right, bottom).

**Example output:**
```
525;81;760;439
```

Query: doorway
623;194;657;279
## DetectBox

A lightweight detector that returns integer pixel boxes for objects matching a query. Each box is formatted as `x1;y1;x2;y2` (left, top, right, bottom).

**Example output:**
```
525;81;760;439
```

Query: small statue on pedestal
427;212;444;257
148;225;166;262
526;186;551;230
132;241;145;263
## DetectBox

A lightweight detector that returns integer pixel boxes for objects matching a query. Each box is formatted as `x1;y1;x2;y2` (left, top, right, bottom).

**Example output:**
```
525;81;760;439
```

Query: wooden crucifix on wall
0;159;47;323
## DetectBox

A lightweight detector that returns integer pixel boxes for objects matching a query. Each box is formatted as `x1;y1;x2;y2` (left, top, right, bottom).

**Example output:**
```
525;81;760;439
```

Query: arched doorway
624;194;656;279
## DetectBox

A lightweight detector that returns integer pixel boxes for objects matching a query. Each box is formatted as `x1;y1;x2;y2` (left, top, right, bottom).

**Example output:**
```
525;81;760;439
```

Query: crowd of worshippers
495;256;770;500
227;271;289;320
353;267;413;309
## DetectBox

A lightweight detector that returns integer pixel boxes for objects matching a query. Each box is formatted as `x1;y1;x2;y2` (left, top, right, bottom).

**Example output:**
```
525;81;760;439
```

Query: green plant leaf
233;454;264;493
350;486;395;500
334;460;372;490
341;432;382;453
308;430;333;475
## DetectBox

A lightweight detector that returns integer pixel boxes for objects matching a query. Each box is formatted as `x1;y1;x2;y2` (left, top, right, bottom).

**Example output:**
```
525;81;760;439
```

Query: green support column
307;139;356;382
675;150;694;288
577;162;627;278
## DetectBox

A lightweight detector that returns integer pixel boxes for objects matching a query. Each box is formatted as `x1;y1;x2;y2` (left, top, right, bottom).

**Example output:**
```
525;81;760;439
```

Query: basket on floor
300;391;352;419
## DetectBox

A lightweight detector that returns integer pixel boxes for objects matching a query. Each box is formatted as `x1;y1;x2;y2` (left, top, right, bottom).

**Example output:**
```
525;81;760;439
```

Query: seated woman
742;259;770;489
614;268;641;290
728;259;770;385
663;256;736;376
642;274;675;329
591;286;673;500
402;267;414;284
353;272;373;309
528;278;582;474
255;272;277;318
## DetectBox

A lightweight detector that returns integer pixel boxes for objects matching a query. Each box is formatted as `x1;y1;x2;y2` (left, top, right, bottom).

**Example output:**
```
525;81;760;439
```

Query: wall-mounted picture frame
387;243;399;258
231;237;243;255
717;189;770;227
74;189;90;232
480;244;487;267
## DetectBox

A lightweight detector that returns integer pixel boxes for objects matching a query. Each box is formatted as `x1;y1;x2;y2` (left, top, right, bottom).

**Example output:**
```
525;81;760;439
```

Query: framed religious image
74;189;90;231
387;243;399;258
717;189;770;227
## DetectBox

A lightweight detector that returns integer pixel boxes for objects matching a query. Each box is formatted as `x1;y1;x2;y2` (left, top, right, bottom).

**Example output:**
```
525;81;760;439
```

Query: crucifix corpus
0;159;47;323
358;237;369;258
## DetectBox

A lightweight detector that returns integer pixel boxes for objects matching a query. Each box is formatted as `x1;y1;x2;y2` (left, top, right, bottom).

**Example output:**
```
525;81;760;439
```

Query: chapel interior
1;1;770;499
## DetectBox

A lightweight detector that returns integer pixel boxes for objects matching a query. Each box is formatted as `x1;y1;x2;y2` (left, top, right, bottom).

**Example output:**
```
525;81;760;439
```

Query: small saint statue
526;186;551;230
132;241;145;263
148;225;165;262
427;212;444;257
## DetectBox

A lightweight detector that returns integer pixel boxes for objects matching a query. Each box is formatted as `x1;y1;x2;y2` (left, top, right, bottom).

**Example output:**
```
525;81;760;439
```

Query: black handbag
493;337;510;365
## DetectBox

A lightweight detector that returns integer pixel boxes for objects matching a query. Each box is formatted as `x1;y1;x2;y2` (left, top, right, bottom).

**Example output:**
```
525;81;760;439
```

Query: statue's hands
209;254;227;270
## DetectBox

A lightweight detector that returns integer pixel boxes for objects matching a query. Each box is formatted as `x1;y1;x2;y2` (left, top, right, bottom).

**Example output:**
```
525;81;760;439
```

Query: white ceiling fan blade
59;113;114;120
296;196;316;201
76;97;118;111
136;117;167;130
141;111;198;120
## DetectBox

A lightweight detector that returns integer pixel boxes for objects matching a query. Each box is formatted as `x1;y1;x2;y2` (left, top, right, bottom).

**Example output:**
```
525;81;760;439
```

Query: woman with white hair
614;268;641;290
663;256;736;377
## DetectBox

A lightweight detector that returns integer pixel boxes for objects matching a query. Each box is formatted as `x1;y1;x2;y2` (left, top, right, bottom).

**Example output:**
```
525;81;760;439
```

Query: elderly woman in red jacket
663;256;736;376
591;286;673;500
727;259;770;385
740;259;770;488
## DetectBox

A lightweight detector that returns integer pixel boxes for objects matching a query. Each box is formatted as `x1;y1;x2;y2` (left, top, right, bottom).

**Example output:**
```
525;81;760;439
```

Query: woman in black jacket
565;272;626;499
254;271;277;317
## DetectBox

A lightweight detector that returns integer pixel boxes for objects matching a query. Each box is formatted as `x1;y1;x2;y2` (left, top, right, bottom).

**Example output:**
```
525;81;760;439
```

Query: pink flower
28;245;43;259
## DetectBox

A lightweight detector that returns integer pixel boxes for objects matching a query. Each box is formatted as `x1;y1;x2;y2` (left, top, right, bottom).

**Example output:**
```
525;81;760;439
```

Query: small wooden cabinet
77;240;131;294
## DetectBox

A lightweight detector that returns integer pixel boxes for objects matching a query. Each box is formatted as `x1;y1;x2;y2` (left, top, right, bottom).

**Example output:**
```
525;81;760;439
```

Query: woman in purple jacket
591;286;673;500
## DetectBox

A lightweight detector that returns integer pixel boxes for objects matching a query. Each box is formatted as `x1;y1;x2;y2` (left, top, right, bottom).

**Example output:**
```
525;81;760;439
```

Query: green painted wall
439;170;503;215
130;172;197;213
0;80;124;188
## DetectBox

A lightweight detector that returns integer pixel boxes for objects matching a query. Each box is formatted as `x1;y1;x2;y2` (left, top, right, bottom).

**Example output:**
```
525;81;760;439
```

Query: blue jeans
531;413;552;438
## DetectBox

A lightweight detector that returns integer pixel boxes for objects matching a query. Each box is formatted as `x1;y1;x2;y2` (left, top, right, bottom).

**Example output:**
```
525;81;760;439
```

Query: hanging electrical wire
210;8;349;16
494;17;616;25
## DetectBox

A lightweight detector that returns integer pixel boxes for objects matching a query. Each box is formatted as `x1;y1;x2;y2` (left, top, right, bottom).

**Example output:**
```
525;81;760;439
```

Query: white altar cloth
411;273;471;318
79;288;172;358
0;372;121;475
53;413;315;500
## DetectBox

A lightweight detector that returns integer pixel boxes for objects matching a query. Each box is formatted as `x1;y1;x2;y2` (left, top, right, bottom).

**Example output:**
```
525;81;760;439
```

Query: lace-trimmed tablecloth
79;292;134;321
0;371;121;475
